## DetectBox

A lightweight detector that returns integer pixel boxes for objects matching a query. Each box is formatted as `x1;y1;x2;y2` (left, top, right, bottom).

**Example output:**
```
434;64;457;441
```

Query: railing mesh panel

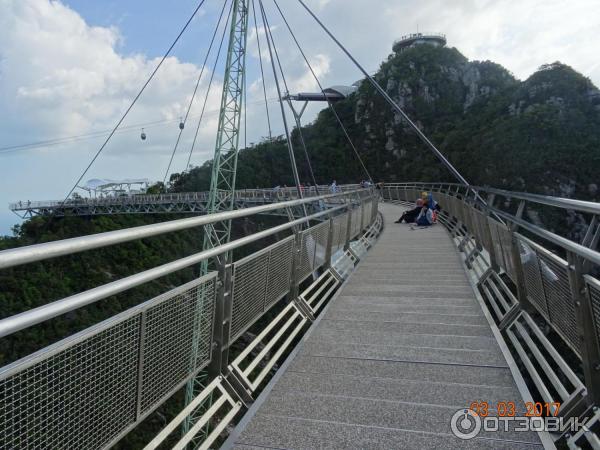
450;196;464;223
313;221;331;269
471;208;491;252
298;226;317;282
362;199;372;229
265;237;294;309
497;223;517;283
436;193;450;214
140;277;216;413
0;275;218;450
371;196;379;222
0;318;140;450
462;203;475;234
488;218;508;272
537;251;580;355
518;238;550;320
331;213;348;251
230;250;270;341
587;279;600;352
351;207;362;238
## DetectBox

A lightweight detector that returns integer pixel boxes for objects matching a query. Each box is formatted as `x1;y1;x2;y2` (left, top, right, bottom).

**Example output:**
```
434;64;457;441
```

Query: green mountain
2;40;599;449
172;44;600;201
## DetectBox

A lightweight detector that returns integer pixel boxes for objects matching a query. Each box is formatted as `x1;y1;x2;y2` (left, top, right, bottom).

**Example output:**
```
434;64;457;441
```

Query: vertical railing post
344;199;353;251
324;216;334;270
135;309;147;420
483;193;500;272
567;251;600;405
507;201;536;316
289;227;303;303
208;260;232;377
359;197;366;232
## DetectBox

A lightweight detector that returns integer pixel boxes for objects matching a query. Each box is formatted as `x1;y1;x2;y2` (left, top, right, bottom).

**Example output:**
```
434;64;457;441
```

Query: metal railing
0;186;381;449
9;184;362;212
383;182;600;442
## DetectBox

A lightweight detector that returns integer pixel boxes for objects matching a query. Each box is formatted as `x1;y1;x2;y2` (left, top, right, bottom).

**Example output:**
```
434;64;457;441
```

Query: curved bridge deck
227;203;543;449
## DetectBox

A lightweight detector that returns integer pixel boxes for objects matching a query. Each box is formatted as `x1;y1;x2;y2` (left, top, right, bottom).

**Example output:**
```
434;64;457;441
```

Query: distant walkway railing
383;182;600;447
8;184;362;218
0;186;381;449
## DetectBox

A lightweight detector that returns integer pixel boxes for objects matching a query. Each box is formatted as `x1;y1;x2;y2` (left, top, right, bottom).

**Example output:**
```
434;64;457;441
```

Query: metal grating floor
226;203;543;450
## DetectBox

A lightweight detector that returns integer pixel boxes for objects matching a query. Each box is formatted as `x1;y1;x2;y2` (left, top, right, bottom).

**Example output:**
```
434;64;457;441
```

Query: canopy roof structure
284;84;359;102
79;178;151;192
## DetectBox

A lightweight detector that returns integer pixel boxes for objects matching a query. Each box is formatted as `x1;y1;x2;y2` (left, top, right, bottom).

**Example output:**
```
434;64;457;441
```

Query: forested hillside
4;41;599;358
171;44;600;200
1;40;599;448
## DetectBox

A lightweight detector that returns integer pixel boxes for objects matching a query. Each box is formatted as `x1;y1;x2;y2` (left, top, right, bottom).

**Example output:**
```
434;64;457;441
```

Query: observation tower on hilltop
393;31;446;52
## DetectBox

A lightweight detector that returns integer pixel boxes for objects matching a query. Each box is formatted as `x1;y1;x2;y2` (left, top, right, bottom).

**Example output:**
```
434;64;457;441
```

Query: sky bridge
2;0;599;448
2;184;600;449
8;185;360;219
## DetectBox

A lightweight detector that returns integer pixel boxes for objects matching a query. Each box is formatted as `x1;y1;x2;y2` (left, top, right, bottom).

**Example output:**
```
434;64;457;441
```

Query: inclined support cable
163;0;230;185
296;0;470;187
58;0;208;207
34;0;208;240
250;0;273;140
257;0;304;204
185;0;235;171
273;0;372;184
257;2;318;192
291;104;320;194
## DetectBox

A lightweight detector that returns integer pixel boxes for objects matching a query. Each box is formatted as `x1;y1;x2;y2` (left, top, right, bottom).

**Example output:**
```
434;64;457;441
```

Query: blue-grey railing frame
383;182;600;415
0;186;380;450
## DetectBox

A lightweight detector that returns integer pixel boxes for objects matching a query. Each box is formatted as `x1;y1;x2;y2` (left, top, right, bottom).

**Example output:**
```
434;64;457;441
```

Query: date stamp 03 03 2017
449;401;590;440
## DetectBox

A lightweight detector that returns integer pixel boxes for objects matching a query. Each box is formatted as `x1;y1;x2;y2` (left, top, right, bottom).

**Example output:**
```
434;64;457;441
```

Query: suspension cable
184;0;234;172
163;0;230;185
257;0;303;201
37;0;208;240
2;96;280;156
259;1;318;193
273;0;373;184
296;0;469;186
250;0;273;140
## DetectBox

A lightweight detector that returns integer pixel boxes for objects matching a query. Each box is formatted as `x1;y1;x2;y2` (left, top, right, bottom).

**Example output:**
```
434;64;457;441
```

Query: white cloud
1;0;599;234
0;0;229;233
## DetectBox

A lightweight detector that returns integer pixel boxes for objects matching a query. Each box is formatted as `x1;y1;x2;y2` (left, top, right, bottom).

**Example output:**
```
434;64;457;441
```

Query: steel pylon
183;0;249;446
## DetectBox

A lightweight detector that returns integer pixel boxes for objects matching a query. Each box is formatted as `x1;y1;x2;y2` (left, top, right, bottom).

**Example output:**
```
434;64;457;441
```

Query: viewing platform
393;32;447;52
8;185;360;218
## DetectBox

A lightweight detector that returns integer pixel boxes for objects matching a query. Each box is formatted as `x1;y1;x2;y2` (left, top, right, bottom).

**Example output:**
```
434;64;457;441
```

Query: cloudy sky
1;0;599;234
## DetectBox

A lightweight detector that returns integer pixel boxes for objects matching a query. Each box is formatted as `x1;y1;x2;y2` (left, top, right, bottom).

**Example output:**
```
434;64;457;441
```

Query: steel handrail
8;184;363;211
0;202;354;338
385;182;600;215
0;188;369;270
383;182;600;265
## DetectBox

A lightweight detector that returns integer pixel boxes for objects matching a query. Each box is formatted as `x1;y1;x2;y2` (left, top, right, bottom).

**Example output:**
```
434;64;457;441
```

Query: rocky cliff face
347;46;600;202
174;44;600;209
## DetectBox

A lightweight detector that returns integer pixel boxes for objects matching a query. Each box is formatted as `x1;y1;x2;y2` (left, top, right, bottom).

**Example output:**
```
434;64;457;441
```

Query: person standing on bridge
330;180;338;193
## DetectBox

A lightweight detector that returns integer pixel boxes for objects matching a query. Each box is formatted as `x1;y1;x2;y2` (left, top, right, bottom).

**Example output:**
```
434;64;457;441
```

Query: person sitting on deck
415;193;443;226
394;198;424;223
415;201;434;226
